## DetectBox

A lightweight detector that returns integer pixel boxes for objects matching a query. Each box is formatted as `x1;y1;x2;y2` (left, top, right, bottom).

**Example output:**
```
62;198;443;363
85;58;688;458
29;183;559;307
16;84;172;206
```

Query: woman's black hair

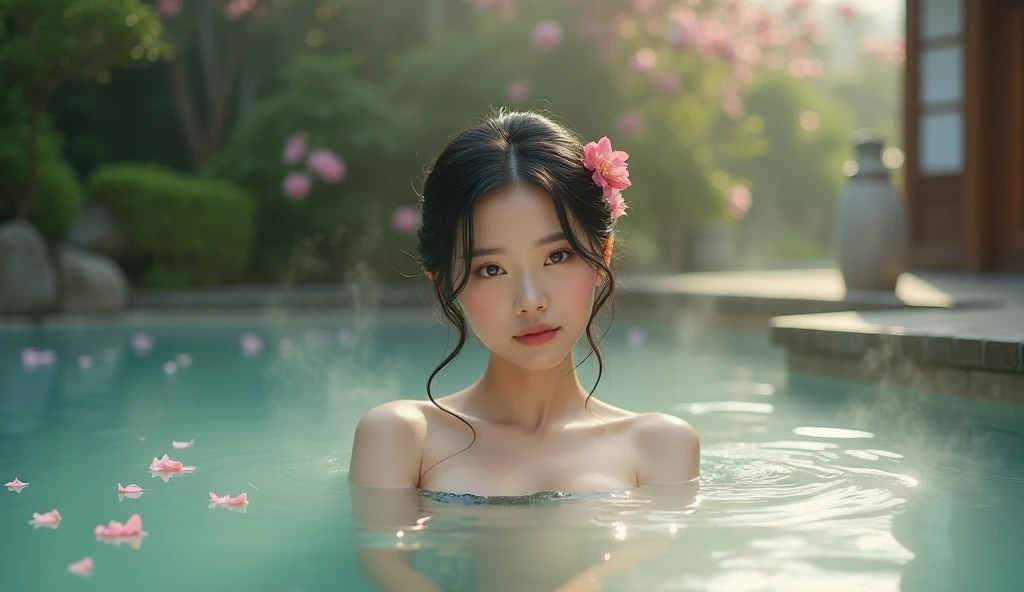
416;109;618;475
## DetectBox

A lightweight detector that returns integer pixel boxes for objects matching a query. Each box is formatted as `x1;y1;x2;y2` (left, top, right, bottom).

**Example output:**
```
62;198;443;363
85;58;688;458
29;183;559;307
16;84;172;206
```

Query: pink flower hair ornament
582;137;630;220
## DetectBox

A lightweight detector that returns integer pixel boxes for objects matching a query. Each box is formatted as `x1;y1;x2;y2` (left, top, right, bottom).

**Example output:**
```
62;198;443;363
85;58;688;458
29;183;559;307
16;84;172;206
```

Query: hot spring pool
1;312;1022;591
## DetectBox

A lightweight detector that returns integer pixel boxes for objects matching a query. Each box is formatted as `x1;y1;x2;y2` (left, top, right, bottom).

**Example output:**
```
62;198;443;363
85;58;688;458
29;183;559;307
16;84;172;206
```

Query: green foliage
0;0;170;96
726;73;855;259
86;164;255;287
0;94;83;240
206;54;413;283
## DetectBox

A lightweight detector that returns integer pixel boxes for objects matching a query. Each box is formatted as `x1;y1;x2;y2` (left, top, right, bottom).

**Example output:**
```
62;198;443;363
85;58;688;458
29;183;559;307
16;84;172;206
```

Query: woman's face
455;185;602;370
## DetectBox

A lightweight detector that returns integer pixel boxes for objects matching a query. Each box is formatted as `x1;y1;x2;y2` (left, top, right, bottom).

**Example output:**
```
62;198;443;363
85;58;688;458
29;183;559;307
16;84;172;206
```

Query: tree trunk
201;22;247;166
168;44;206;171
197;1;221;108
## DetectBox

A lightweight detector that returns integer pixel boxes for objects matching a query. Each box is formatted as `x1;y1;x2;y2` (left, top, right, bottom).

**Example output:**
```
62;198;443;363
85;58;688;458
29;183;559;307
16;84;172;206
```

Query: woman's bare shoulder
629;412;701;484
349;400;433;487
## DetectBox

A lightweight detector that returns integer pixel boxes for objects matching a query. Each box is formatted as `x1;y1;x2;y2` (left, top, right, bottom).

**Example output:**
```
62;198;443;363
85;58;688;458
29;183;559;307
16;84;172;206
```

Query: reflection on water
0;316;1022;591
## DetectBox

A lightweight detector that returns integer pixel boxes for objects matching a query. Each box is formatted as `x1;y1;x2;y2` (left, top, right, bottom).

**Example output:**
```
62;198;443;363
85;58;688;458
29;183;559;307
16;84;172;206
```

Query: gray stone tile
954;338;985;368
900;334;928;361
983;339;1023;372
924;336;957;366
968;371;1024;405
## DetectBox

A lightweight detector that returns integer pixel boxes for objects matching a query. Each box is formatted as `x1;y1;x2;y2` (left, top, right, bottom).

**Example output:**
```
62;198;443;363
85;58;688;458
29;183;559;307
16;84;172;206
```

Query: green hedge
86;164;255;287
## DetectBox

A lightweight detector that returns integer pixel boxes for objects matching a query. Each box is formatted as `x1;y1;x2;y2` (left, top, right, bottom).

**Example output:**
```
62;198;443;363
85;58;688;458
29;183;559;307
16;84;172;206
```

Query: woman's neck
466;350;590;433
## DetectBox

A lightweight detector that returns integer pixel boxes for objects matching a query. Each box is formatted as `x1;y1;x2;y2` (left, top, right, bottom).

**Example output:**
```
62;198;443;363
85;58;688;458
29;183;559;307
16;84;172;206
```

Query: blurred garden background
0;0;905;297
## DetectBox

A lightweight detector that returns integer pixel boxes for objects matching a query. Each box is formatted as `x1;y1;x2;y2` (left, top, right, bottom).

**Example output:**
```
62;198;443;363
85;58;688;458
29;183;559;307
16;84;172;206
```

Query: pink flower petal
148;454;195;473
94;513;147;538
5;477;28;488
172;439;194;450
209;491;249;507
29;509;62;528
67;557;94;577
604;189;628;220
118;483;143;494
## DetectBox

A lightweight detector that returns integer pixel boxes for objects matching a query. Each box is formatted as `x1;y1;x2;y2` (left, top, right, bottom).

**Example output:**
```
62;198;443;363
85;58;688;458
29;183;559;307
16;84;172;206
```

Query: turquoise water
2;312;1023;591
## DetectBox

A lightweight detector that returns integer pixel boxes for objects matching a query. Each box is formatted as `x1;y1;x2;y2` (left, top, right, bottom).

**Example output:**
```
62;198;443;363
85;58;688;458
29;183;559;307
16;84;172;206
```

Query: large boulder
66;202;127;259
58;246;129;313
0;221;58;314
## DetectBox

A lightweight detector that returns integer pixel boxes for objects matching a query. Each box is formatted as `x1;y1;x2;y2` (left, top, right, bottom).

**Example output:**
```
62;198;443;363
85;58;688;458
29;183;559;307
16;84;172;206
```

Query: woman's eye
547;249;573;265
478;264;503;278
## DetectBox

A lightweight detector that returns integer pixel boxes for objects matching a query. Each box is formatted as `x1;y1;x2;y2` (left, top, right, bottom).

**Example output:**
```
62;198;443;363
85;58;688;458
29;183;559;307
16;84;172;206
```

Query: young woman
351;108;698;495
348;110;700;590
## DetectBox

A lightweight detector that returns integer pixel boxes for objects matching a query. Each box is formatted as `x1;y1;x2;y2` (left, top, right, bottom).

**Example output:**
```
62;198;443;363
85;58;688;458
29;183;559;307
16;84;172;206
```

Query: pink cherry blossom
505;78;531;101
6;477;28;492
631;47;658;76
241;333;263;356
532;20;562;51
307;149;347;184
149;454;195;473
282;173;312;201
156;0;181;19
616;111;644;138
281;132;308;165
583;137;631;190
67;557;94;577
726;184;752;219
604;189;628;220
391;206;422;234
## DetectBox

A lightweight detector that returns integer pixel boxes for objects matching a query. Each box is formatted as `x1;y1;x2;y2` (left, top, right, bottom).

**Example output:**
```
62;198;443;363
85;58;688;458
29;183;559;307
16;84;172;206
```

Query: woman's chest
417;425;637;496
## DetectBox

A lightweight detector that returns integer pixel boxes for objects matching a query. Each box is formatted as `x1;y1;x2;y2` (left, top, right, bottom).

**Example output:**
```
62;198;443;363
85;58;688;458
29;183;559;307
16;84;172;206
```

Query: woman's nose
515;273;548;314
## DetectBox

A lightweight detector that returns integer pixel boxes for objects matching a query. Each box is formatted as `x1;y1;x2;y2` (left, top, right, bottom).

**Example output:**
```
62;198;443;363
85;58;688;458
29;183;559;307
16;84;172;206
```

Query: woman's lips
513;328;559;346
